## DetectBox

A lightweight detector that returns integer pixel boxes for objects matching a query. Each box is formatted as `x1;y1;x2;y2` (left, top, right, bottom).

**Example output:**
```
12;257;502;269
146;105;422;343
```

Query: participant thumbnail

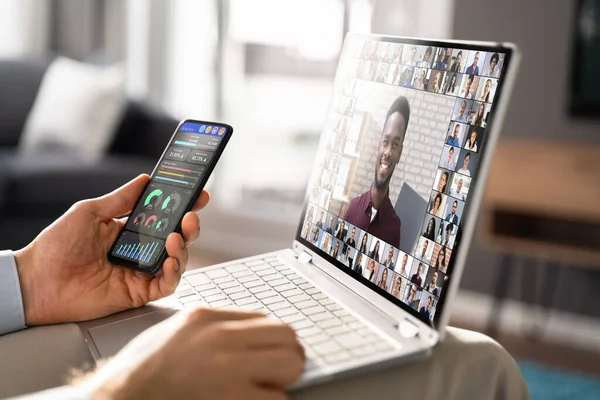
369;238;384;262
427;190;448;218
357;230;372;254
390;43;405;64
399;66;416;87
412;67;427;90
310;226;322;246
381;244;399;269
414;236;434;264
394;252;412;279
482;52;504;78
439;221;457;252
465;50;486;75
425;267;445;297
451;98;473;123
321;212;337;235
375;265;393;291
449;49;468;73
375;62;391;83
339;244;356;268
333;219;347;240
330;239;342;259
426;69;443;93
459;74;478;99
446;121;467;147
363;258;379;281
421;214;443;241
430;243;448;273
352;252;367;275
404;283;422;310
463;126;484;152
449;173;471;200
301;221;311;240
417;46;436;68
476;77;498;103
362;60;377;80
409;258;429;287
434;168;452;195
320;232;333;254
403;45;419;66
456;149;479;177
419;292;436;320
433;47;450;70
390;273;405;299
344;223;358;248
470;101;492;128
387;63;401;85
313;208;326;228
444;198;465;225
440;145;459;170
442;72;462;96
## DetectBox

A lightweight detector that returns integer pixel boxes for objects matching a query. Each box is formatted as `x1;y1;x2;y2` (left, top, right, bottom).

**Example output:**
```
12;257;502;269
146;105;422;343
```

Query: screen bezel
294;33;515;329
108;119;234;274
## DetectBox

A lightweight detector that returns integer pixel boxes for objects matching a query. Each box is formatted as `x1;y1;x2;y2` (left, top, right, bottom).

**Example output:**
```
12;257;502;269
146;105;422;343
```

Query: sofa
0;59;178;250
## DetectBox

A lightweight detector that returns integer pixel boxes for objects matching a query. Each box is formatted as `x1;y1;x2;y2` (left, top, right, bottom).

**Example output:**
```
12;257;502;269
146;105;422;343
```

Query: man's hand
80;309;305;399
14;174;209;325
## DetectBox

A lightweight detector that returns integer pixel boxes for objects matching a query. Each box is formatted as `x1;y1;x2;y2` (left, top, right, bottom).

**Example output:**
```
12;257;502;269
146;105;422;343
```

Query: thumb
93;174;149;218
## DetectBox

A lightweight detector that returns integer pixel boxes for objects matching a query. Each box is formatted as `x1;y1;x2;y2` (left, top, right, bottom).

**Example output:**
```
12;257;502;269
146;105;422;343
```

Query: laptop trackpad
89;309;177;358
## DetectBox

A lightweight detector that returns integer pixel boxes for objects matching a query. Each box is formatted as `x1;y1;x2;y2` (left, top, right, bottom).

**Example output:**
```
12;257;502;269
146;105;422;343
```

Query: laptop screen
296;34;513;328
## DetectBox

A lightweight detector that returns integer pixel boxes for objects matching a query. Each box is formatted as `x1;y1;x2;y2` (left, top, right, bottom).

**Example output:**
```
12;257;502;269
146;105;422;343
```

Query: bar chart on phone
155;160;205;189
112;231;165;265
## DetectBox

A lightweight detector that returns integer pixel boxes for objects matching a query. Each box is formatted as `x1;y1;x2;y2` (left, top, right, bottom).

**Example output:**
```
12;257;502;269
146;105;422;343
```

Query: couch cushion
0;60;48;147
0;149;155;218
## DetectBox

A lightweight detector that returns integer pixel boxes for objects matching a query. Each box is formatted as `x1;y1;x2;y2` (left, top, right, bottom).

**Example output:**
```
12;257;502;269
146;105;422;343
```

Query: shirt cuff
0;250;26;336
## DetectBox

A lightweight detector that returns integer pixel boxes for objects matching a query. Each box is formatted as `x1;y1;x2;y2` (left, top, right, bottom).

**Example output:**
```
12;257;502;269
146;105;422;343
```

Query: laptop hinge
297;251;312;264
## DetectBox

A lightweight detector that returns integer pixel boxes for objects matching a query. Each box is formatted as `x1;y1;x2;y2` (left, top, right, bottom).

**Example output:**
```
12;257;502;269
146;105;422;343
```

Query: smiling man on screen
344;97;409;249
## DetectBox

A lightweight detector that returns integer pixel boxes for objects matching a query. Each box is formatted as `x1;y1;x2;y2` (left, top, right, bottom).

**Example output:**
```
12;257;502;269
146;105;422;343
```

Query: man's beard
374;168;393;191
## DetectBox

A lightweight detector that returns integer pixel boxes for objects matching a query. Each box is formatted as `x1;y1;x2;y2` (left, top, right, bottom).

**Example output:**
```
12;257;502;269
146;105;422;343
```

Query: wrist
13;246;39;326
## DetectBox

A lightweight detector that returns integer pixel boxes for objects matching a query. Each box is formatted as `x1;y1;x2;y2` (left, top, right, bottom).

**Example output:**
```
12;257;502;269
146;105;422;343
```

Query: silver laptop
79;33;519;389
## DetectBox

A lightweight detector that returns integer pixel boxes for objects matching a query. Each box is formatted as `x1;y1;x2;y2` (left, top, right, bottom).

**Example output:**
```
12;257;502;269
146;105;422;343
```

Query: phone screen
109;120;233;273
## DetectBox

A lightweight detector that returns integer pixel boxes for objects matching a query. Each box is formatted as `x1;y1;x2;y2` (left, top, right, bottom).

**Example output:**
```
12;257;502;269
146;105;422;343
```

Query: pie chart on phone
144;189;163;207
144;215;158;228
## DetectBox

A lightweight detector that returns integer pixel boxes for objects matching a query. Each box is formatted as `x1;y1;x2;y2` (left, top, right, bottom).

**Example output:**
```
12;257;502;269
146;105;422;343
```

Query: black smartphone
108;119;233;274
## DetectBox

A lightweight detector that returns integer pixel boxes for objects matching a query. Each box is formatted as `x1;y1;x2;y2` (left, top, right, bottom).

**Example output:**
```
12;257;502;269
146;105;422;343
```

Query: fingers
92;174;150;218
191;190;210;212
180;212;200;246
217;318;301;352
244;348;305;389
165;233;189;274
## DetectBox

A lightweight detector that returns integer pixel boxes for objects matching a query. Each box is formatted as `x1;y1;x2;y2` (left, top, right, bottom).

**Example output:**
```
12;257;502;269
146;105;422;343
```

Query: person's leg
0;324;94;398
292;327;529;400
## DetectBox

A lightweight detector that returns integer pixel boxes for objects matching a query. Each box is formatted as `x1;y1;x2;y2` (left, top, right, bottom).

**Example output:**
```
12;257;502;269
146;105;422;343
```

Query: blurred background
1;0;600;397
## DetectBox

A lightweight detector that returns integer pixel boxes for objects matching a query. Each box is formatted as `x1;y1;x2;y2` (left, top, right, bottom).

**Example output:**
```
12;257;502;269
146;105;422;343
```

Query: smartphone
108;119;233;274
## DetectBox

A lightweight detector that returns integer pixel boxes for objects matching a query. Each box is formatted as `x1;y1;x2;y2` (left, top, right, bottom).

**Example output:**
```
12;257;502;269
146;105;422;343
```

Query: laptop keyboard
173;256;396;371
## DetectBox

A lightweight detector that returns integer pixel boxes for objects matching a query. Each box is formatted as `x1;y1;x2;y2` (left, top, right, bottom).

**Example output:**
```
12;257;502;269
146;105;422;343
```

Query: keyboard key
205;293;227;303
240;303;264;311
363;334;380;343
268;278;289;287
287;273;301;280
262;273;284;282
199;288;221;297
273;283;295;292
238;275;259;284
262;295;284;305
325;325;351;336
302;305;327;316
223;286;245;295
268;301;291;311
309;312;333;322
274;307;298;318
233;270;253;278
333;309;349;317
292;278;308;285
229;290;251;300
235;297;258;306
299;283;314;290
280;269;294;276
313;341;342;356
211;299;233;308
335;333;365;349
195;283;216;292
245;260;265;267
175;282;191;291
319;298;335;306
205;269;230;279
218;281;238;289
296;299;319;309
326;303;343;312
264;256;279;263
225;264;248;273
325;351;351;364
249;285;270;294
305;334;329;345
178;295;200;304
296;326;322;338
287;294;311;304
271;262;285;267
255;289;277;300
305;288;321;295
213;275;235;284
349;322;364;330
250;264;271;272
281;313;306;324
183;300;209;309
256;269;276;277
185;273;210;286
281;289;303;298
350;345;376;357
313;293;327;300
175;289;195;298
342;315;358;324
242;280;264;288
316;318;342;329
275;265;288;271
290;319;314;330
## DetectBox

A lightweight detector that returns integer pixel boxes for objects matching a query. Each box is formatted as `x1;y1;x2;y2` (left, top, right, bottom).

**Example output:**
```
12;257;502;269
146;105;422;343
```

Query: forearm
0;250;26;336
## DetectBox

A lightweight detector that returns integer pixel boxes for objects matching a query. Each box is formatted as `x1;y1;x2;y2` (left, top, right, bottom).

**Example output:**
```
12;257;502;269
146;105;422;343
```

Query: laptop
79;33;519;389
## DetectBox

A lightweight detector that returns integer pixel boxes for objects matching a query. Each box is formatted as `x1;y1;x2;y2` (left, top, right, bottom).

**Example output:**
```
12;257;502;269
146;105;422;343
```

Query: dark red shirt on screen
343;188;401;249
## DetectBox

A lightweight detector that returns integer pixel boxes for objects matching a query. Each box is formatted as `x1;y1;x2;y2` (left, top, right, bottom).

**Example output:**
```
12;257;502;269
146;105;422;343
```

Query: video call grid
301;38;505;324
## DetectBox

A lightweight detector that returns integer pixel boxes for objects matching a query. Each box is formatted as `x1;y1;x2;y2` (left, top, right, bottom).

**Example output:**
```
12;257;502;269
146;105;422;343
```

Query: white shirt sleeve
11;386;93;400
0;250;26;336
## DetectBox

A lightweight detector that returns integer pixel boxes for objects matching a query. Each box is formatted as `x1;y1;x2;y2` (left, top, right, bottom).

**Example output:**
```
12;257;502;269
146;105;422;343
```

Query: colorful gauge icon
161;192;181;214
132;213;146;227
144;215;158;228
144;189;163;209
156;218;169;232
